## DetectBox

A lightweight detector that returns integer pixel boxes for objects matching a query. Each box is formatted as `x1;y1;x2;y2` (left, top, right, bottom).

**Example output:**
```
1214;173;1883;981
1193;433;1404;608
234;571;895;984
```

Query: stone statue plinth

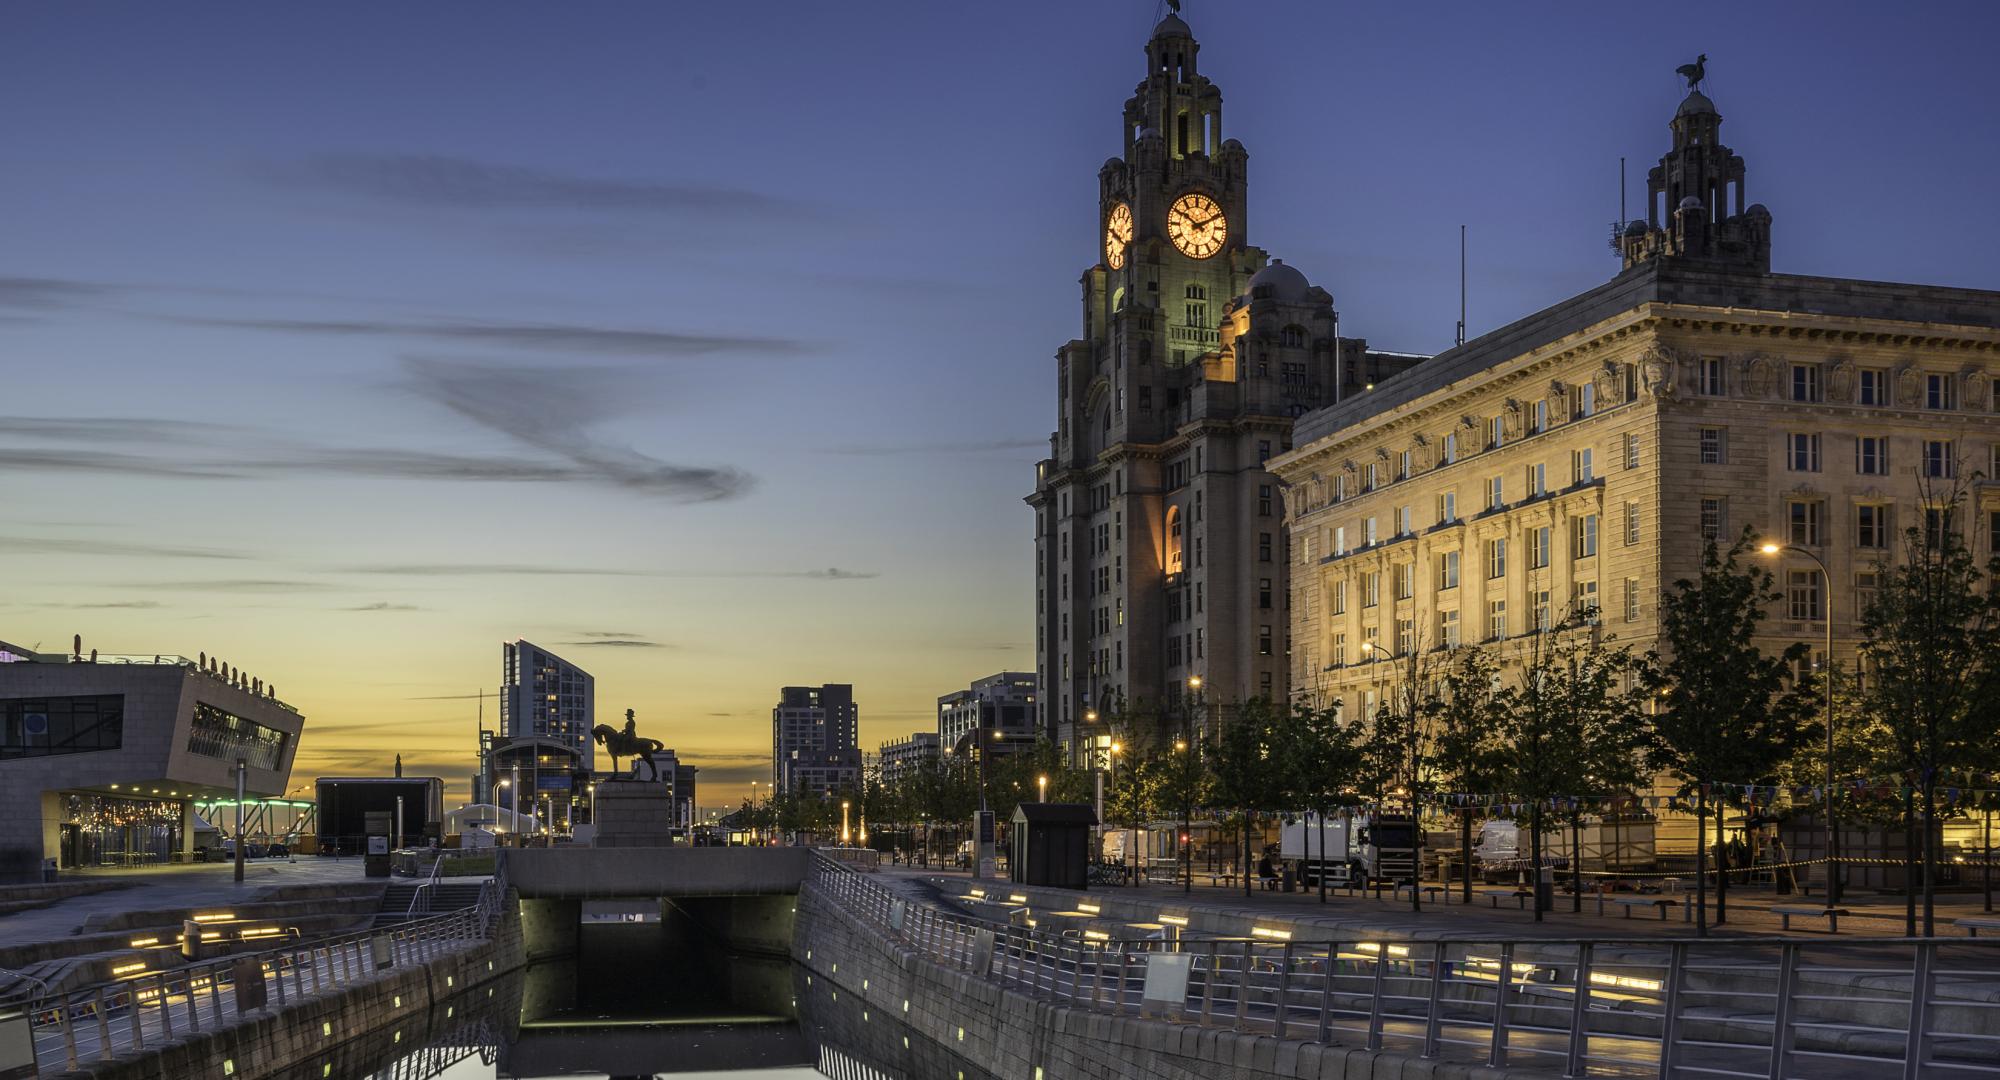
592;780;675;847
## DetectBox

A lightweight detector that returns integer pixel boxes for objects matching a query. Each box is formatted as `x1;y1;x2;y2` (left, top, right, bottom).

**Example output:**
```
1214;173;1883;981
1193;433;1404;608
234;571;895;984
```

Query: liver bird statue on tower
1677;54;1708;91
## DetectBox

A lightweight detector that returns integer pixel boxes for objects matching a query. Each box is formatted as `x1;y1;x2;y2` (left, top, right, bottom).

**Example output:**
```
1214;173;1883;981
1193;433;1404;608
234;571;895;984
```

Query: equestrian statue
593;708;666;781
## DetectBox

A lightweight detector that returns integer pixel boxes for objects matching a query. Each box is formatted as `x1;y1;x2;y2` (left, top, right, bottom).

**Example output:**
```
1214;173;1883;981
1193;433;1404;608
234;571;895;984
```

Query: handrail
406;851;448;919
803;853;2000;1080
26;877;498;1073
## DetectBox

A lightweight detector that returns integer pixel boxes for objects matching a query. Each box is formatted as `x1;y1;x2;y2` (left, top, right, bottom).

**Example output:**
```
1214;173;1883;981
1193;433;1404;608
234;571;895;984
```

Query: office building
500;640;595;772
773;684;860;797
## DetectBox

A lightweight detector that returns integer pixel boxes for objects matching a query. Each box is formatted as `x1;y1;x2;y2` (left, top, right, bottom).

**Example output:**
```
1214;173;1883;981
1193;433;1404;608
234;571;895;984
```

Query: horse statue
592;709;666;781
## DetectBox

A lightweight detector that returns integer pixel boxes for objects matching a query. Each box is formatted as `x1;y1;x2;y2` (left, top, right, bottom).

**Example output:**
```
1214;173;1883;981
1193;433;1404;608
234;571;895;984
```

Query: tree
1430;646;1507;903
1494;609;1651;921
1279;699;1362;902
1857;480;2000;935
1646;535;1816;933
1206;697;1294;898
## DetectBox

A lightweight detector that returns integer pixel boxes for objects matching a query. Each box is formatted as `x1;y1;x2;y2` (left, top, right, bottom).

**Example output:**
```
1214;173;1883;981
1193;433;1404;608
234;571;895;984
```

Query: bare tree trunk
1923;775;1937;937
1571;815;1583;913
1530;804;1545;922
1318;809;1327;903
1244;813;1253;899
1461;810;1474;904
1715;797;1729;925
1695;786;1709;937
1905;786;1918;937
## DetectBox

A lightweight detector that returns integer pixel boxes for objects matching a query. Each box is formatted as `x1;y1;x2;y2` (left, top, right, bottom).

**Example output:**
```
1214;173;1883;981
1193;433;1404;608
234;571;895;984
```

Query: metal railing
806;855;2000;1079
27;879;497;1073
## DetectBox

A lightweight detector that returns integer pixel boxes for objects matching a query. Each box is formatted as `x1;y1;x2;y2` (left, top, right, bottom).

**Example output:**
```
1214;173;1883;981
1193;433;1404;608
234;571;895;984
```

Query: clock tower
1027;13;1421;759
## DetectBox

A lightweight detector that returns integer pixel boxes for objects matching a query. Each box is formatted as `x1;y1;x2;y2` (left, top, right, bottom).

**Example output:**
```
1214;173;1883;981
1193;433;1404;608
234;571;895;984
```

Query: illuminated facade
0;642;304;882
1273;86;2000;741
1027;14;1421;756
500;640;595;772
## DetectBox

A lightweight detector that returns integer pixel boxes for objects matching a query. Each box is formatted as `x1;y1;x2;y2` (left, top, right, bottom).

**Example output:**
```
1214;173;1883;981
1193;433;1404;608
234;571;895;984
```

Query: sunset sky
6;2;1997;807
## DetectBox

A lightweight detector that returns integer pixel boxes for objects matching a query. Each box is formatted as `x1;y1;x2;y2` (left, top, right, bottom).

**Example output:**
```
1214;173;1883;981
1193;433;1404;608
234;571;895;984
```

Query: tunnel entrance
519;893;797;1025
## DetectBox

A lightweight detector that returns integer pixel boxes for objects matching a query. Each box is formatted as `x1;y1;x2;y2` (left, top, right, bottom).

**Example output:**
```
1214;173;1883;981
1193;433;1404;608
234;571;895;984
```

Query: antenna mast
1455;225;1466;348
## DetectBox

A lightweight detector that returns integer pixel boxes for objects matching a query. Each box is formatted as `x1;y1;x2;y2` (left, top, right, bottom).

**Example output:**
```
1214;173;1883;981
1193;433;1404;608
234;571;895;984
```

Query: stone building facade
1027;14;1421;760
1272;86;2000;729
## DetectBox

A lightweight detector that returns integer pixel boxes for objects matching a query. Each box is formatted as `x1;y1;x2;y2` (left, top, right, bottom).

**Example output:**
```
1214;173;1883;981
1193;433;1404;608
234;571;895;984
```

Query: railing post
58;991;80;1070
210;963;226;1027
1767;942;1799;1080
1423;942;1446;1059
1200;940;1217;1027
1366;945;1387;1051
1565;943;1593;1078
1319;942;1335;1044
158;975;174;1040
129;983;146;1052
1274;942;1293;1040
1904;941;1936;1080
1236;941;1253;1028
1486;942;1513;1069
1113;948;1128;1016
184;973;200;1033
1657;941;1687;1079
94;986;112;1061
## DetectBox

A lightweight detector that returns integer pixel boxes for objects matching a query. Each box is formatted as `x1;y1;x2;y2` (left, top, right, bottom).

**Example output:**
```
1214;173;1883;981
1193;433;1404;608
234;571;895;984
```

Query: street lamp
498;778;514;841
841;799;851;846
1760;541;1840;908
1037;775;1048;803
1179;674;1203;895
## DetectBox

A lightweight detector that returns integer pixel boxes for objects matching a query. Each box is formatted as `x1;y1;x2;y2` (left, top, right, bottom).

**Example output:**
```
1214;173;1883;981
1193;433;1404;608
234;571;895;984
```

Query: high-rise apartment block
500;641;594;772
772;683;860;798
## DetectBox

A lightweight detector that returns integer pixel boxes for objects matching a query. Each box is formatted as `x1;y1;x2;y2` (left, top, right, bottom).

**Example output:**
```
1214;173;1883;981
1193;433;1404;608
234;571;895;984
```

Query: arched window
1165;505;1184;575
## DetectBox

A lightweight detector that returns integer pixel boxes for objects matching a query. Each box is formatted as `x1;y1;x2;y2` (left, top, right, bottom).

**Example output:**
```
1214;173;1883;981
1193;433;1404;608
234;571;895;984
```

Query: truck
1279;812;1418;886
1473;815;1657;881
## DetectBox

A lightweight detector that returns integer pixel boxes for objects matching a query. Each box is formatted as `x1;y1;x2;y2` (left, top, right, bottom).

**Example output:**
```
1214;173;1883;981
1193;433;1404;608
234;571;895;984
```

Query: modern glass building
500;640;595;773
0;640;305;883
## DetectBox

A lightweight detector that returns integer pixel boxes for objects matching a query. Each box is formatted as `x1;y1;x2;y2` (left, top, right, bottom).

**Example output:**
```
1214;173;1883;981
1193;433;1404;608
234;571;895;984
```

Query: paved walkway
0;858;381;947
889;865;2000;940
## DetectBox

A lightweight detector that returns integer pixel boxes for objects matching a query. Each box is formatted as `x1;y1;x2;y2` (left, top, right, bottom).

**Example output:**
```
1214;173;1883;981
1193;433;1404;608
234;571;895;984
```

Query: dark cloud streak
167;315;805;359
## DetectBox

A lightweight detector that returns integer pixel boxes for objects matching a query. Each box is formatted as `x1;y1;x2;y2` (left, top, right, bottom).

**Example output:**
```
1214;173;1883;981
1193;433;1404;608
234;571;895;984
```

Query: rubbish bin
41;858;57;883
1535;866;1555;912
1281;864;1297;893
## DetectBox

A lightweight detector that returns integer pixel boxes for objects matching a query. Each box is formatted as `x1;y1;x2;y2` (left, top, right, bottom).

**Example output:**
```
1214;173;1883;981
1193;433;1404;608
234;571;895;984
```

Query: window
1258;484;1273;516
1624;501;1641;546
1363;625;1381;658
1856;436;1889;476
1331;580;1347;615
1436;491;1457;524
1438;551;1460;590
1787;500;1823;546
1787;433;1822;472
1572;447;1595;485
1398;450;1412;480
1258;440;1272;463
1993;510;2000;554
1487;475;1504;510
1489;415;1505;449
1527;462;1547;497
1787;570;1824;621
1700;497;1726;542
1858;368;1888;406
1925;507;1957;549
1185;302;1206;327
1624;433;1640;470
1623;577;1641;622
1529;526;1552;569
1790;364;1821;403
1487;600;1508;641
1334;475;1347;501
1577;382;1596;418
1533;400;1548;434
1442;433;1458;464
1856;504;1888;548
1395;618;1414;656
1365;463;1379;491
1699;356;1727;396
1573;514;1599;558
1924;440;1956;478
1395;505;1412;536
1165;506;1184;574
1487;538;1508;579
1259;625;1273;656
1258;532;1273;562
1856;571;1880;610
1926;373;1956;410
187;702;289;771
1699;428;1725;464
1259;577;1273;610
1331;632;1346;667
1333;526;1347;556
1394;563;1414;601
1575;579;1599;622
1533;589;1553;631
1439;609;1461;648
1;693;125;759
1363;571;1381;608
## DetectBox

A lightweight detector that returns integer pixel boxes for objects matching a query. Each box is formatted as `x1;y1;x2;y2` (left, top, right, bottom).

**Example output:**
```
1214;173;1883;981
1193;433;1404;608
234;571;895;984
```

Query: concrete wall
502;845;812;898
792;880;1536;1080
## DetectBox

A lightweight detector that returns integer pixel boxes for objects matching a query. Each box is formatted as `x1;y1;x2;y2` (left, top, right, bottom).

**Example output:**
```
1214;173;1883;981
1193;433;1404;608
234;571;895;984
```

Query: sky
4;1;1998;808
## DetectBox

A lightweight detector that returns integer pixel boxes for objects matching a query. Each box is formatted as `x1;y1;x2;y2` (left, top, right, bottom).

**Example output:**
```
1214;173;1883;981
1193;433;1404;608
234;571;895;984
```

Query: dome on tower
1678;195;1704;211
1676;91;1717;117
1244;259;1312;303
1151;13;1191;38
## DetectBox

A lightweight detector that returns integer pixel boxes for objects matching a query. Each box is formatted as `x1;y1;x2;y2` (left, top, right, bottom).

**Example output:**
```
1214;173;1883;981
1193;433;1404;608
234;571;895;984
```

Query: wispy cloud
559;638;668;649
54;600;164;610
827;438;1045;456
332;562;644;577
0;448;242;480
256;153;820;221
343;601;422;612
168;315;806;359
580;631;642;638
402;358;752;502
0;276;117;310
122;579;334;593
405;693;488;701
0;536;246;560
799;568;878;580
0;417;242;445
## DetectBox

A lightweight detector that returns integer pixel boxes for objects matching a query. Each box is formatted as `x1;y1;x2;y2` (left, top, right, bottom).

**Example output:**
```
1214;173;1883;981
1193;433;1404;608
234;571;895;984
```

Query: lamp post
749;780;761;842
841;800;852;846
1760;542;1839;908
511;763;522;841
233;758;246;884
1037;775;1048;803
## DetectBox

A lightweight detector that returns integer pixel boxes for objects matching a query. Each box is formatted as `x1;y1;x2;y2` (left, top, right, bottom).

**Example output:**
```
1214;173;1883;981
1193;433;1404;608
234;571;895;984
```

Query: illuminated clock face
1104;203;1133;270
1166;192;1227;259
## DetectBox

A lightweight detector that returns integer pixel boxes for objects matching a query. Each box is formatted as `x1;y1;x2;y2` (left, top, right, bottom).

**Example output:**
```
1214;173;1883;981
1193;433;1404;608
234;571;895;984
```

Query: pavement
885;863;2000;940
0;857;382;947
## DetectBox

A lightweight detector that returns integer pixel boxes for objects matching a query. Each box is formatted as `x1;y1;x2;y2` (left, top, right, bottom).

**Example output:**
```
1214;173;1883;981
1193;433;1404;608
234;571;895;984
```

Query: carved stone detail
1640;347;1678;401
1827;357;1855;404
